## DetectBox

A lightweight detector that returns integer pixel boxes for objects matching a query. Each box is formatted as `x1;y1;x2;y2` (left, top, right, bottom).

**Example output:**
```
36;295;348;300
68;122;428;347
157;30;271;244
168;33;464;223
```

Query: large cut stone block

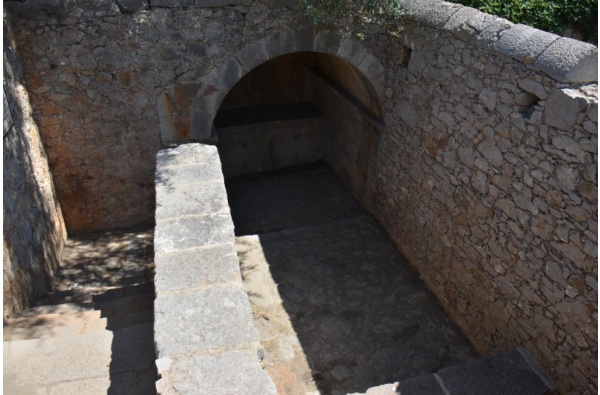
534;38;598;83
155;161;224;189
154;287;259;358
493;24;559;64
156;144;221;168
154;214;234;254
154;244;242;293
156;181;230;219
156;349;276;395
545;88;590;131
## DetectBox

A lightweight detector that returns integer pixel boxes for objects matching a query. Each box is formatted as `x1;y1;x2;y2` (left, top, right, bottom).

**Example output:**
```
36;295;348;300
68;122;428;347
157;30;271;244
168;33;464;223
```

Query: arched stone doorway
209;36;385;209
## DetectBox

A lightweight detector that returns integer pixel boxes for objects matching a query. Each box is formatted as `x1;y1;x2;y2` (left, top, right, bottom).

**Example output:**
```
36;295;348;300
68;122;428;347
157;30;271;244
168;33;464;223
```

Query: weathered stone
534;38;598;83
517;78;548;100
479;88;498;112
156;181;230;219
477;140;503;168
154;287;259;358
154;244;242;293
158;350;276;395
154;214;234;253
494;24;559;64
155;161;224;188
555;166;579;192
545;89;590;131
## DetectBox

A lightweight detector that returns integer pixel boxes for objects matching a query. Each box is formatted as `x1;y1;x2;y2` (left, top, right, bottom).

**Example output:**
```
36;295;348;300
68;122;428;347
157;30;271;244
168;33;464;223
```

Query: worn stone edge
402;0;598;83
153;143;275;394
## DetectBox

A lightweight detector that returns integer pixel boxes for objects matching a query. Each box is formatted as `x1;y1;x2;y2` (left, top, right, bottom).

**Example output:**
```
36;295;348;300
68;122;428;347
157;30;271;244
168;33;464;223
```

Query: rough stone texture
5;0;598;393
3;12;67;318
154;144;275;394
373;19;597;395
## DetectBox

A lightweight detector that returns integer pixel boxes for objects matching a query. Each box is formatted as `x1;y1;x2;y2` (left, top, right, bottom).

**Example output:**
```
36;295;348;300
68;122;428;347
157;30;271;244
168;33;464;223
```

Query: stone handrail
153;143;276;394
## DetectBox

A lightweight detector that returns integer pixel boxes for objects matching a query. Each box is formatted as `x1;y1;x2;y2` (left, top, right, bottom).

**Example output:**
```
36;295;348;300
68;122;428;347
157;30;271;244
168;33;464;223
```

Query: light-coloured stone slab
154;214;235;253
155;161;224;189
156;144;221;168
154;287;259;357
157;350;276;395
154;244;242;293
156;181;230;219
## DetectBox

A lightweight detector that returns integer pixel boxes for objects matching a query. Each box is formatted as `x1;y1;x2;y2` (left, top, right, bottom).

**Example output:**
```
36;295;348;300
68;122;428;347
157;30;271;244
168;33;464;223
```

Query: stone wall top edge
402;0;598;84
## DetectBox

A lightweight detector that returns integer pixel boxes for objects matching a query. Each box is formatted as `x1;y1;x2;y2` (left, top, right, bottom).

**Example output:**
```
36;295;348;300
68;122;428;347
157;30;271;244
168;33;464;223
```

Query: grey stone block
436;348;555;395
493;24;559;64
235;40;270;73
405;0;462;29
157;350;276;395
154;244;242;293
337;37;369;69
264;31;296;59
294;29;316;52
155;161;224;189
444;6;498;41
315;30;343;55
534;38;598;83
156;181;229;219
398;374;446;395
218;57;244;93
154;214;234;254
545;88;590;131
154;288;259;357
156;144;220;168
474;16;514;47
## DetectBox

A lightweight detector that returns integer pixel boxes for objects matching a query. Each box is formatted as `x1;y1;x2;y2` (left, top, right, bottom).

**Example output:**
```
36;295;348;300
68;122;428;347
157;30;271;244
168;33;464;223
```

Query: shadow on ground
228;164;478;395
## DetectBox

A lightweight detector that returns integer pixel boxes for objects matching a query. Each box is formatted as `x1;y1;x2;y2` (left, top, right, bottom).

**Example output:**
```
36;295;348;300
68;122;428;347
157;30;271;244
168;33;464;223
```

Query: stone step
4;309;154;341
358;348;555;395
33;282;154;307
4;323;156;395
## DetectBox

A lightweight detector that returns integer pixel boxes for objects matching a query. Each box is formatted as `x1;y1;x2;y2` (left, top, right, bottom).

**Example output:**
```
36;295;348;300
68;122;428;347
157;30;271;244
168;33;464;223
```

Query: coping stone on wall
405;0;598;83
154;143;276;395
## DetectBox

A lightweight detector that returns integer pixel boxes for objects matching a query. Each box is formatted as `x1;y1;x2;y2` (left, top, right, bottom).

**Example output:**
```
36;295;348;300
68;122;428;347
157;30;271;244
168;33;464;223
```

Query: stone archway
170;29;386;143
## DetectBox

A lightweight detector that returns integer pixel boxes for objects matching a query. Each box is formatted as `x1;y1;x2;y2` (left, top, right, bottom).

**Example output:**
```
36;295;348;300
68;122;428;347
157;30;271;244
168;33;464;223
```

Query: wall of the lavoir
5;0;597;393
3;13;67;317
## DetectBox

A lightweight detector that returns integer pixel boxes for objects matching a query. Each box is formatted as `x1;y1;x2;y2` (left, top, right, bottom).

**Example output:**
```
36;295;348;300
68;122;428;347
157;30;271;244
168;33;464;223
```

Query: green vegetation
454;0;598;44
298;0;406;32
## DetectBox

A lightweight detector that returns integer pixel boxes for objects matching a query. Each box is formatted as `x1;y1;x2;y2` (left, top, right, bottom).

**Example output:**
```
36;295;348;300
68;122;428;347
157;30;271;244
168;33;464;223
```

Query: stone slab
493;24;558;64
436;348;555;395
154;214;235;254
157;349;276;395
156;180;230;219
534;37;598;83
406;0;462;29
155;161;224;189
154;287;259;357
156;144;221;168
154;244;242;293
4;330;112;388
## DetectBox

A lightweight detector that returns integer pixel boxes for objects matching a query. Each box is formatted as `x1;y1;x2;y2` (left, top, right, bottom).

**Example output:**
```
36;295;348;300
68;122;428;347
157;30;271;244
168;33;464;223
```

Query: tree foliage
454;0;597;44
298;0;406;32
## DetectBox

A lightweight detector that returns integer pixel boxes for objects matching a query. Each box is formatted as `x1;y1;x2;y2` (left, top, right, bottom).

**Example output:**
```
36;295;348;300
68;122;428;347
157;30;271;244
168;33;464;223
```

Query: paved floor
227;165;478;395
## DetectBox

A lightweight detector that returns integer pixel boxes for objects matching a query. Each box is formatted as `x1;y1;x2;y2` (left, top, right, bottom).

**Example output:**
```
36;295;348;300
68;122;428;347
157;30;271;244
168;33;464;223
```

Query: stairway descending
356;347;556;395
3;228;157;395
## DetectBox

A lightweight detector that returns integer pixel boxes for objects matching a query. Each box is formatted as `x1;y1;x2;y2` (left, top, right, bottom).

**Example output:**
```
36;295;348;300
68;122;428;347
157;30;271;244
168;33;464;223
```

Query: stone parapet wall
367;13;597;395
153;143;276;394
3;11;67;317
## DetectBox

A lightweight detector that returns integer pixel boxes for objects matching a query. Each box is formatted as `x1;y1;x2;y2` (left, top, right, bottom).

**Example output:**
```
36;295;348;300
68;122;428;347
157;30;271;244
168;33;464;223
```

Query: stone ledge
154;144;275;394
156;349;276;395
154;244;242;293
405;0;598;83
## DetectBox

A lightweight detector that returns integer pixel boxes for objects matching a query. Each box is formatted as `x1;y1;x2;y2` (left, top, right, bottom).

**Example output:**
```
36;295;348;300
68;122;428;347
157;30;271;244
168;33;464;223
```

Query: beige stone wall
367;20;597;395
3;12;67;317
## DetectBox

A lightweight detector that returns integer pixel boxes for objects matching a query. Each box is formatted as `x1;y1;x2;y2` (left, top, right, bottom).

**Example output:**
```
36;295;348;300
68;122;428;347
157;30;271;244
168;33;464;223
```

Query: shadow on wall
3;25;67;317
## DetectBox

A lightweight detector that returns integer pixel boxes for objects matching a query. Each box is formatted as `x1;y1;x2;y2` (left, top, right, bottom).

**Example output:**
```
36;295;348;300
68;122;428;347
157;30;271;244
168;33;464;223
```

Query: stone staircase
3;229;157;395
355;348;556;395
